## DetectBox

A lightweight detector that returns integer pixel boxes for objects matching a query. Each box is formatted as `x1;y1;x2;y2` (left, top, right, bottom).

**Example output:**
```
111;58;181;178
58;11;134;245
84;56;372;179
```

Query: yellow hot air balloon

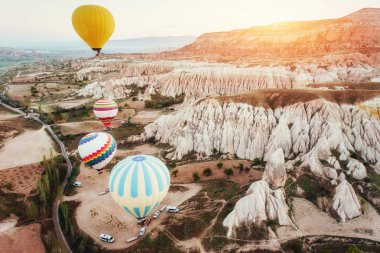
72;5;115;54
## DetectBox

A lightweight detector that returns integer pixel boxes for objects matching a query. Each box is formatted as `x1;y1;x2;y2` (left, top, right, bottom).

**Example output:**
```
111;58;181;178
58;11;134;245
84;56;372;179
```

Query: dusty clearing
0;223;45;253
41;98;91;111
0;127;56;170
0;215;17;233
0;163;43;195
114;144;162;160
277;197;380;242
0;107;18;121
171;160;262;185
65;164;201;250
5;84;33;100
131;110;165;125
57;120;123;136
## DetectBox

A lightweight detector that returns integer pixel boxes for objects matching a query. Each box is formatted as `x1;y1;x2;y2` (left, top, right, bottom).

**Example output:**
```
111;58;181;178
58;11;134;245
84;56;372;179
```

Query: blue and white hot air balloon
108;155;170;219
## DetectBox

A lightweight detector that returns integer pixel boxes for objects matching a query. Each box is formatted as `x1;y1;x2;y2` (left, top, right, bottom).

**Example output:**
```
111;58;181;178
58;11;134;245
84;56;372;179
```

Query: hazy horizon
1;0;380;45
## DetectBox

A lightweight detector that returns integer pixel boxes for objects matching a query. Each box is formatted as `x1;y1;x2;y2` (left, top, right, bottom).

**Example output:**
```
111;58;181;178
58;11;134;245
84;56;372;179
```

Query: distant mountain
0;36;197;56
177;8;380;59
106;36;196;53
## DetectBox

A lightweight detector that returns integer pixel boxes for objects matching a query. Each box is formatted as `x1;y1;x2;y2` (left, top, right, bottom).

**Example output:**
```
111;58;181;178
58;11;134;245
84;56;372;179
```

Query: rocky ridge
178;8;380;59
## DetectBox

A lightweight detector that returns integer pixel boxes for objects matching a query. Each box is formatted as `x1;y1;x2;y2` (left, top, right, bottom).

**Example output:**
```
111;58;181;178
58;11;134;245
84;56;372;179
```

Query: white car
166;206;180;213
73;181;82;187
153;211;161;219
100;234;114;243
139;227;146;237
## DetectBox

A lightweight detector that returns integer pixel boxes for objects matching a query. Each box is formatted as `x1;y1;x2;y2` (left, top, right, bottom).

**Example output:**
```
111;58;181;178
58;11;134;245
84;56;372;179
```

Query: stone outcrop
223;180;293;237
74;55;379;100
143;98;380;173
178;8;380;60
332;180;362;222
263;148;287;188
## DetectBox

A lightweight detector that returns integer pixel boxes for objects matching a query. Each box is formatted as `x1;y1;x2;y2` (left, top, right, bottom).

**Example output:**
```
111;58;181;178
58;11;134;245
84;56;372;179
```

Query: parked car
166;206;180;213
100;234;114;243
153;211;161;219
73;181;82;187
139;227;146;237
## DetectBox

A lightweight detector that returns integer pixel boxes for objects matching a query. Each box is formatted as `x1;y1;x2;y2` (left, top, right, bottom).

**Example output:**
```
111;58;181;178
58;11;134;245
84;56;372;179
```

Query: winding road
0;101;73;253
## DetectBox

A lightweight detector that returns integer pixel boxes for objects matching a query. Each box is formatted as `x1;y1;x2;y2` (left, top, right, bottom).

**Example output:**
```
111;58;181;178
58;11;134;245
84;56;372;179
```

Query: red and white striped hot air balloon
93;99;118;129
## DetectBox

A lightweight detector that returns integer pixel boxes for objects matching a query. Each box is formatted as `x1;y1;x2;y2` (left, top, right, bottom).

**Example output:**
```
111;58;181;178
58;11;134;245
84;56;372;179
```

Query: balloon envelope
72;5;115;53
93;99;118;128
109;155;170;219
78;132;117;170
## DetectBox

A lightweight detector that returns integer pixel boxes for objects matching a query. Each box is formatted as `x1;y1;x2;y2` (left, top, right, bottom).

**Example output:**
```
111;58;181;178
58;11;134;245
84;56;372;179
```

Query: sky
1;0;380;43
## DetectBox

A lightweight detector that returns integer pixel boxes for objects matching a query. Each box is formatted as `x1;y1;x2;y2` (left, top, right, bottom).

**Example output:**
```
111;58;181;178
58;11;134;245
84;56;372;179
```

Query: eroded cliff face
178;8;380;59
223;180;293;237
142;98;380;168
75;55;379;100
333;180;362;222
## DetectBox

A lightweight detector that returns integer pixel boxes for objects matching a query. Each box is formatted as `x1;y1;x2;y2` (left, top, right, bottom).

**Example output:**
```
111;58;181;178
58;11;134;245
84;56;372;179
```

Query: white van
100;234;114;243
139;227;146;236
166;206;180;213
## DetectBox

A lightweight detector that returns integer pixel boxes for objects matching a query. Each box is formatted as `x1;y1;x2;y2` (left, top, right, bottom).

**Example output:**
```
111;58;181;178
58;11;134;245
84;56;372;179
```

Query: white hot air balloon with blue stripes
108;155;170;219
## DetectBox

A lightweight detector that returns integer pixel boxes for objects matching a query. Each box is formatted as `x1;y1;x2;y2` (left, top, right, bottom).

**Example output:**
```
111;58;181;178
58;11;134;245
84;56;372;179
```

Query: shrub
168;162;177;170
192;172;200;182
203;168;212;177
245;167;251;173
224;168;233;178
171;169;178;178
4;183;13;191
216;162;223;170
146;136;156;143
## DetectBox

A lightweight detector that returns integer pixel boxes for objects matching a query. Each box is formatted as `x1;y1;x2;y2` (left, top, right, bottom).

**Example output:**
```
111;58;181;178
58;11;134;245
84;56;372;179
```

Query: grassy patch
128;231;181;253
145;93;184;109
202;180;239;201
296;174;331;204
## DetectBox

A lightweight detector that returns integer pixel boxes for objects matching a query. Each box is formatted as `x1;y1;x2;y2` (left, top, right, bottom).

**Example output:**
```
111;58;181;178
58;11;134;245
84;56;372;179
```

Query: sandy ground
5;84;33;100
0;127;56;170
58;121;105;136
57;120;123;136
65;164;201;250
0;215;17;233
117;109;135;120
277;197;380;242
0;223;45;253
131;110;164;125
41;98;91;111
114;144;161;160
0;163;42;195
0;107;19;121
171;160;262;185
119;100;145;111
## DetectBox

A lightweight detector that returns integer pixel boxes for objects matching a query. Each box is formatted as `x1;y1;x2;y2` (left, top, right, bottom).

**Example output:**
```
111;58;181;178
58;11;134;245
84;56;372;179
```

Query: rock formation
142;97;380;175
178;8;380;60
332;180;362;222
263;148;287;188
223;180;293;237
73;54;380;100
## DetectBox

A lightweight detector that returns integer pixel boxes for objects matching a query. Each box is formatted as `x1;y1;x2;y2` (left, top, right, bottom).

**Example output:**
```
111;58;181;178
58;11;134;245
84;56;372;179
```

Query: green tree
26;201;39;221
171;169;179;178
216;162;223;170
192;172;200;182
224;168;234;178
203;167;212;176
